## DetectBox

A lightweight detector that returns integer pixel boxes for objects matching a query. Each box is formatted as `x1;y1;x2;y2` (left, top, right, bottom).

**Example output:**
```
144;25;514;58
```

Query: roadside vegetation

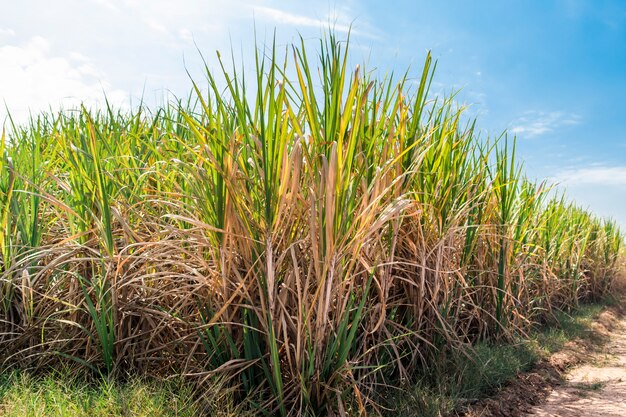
391;297;621;416
0;33;623;416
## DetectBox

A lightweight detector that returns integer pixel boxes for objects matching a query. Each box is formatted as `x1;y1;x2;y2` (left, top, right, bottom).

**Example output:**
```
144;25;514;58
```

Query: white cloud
144;18;170;35
0;1;382;127
179;28;194;44
254;6;353;33
551;165;626;227
554;166;626;186
0;27;15;38
0;36;128;126
90;0;120;12
509;110;582;138
252;5;382;39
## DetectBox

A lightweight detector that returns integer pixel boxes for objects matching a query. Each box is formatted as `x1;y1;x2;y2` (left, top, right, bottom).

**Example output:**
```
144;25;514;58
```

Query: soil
459;305;625;417
527;309;626;417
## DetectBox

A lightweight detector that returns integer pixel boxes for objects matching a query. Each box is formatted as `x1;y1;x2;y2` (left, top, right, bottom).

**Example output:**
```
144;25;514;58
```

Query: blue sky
1;0;625;225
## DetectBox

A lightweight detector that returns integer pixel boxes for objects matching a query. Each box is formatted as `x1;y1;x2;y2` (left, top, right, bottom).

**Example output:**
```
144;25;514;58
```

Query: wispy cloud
90;0;120;12
254;7;348;32
554;165;626;186
0;36;128;125
0;27;15;38
253;6;380;39
2;0;386;125
552;164;626;226
179;28;194;44
144;18;170;35
509;110;581;138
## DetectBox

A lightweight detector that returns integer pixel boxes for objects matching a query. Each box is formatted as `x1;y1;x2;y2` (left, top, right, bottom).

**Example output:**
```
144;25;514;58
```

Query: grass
0;31;624;415
533;303;605;354
572;381;606;392
0;372;201;417
388;338;538;416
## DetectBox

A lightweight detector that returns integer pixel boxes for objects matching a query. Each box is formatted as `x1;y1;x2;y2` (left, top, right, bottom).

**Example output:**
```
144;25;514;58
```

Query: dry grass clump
0;33;623;415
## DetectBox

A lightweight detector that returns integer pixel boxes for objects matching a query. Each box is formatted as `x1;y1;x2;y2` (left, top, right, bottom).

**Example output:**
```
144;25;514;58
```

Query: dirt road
527;313;626;417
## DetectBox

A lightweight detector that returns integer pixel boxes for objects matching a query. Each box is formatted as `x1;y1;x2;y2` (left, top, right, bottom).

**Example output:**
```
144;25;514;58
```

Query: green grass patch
391;342;537;417
0;372;200;417
533;303;605;354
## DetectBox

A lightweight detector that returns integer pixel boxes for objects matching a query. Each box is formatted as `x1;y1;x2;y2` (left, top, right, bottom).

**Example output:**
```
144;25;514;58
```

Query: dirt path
527;313;626;417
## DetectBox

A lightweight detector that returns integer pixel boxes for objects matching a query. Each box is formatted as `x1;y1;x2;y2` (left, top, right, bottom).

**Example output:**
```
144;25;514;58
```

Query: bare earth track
527;310;626;417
